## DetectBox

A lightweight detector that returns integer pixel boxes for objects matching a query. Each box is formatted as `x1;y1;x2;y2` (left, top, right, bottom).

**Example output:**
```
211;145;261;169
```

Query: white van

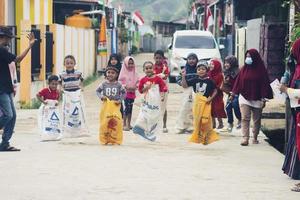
167;30;223;82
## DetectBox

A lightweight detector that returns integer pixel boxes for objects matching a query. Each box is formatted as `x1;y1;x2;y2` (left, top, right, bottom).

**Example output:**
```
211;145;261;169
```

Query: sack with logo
38;100;62;141
99;99;123;145
175;87;193;131
133;85;161;141
62;90;89;137
189;94;219;145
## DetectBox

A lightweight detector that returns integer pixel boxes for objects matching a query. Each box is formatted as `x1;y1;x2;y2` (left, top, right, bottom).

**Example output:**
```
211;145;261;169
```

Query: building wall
16;0;53;52
50;24;96;78
0;0;15;25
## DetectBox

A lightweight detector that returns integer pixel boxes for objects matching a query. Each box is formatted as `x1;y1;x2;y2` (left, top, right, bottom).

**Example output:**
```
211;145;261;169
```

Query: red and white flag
132;11;145;26
205;7;214;31
218;9;223;31
191;3;197;23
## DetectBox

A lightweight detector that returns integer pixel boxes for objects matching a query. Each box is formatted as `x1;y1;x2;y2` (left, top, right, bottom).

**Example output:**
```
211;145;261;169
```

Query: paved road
0;54;298;200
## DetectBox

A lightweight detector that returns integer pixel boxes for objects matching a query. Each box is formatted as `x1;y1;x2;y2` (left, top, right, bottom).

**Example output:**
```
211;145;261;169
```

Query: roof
152;20;186;26
170;18;188;24
174;30;213;37
196;0;218;5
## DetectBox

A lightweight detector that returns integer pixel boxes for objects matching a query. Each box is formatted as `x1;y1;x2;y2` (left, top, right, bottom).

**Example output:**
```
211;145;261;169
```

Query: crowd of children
92;50;245;145
35;49;246;145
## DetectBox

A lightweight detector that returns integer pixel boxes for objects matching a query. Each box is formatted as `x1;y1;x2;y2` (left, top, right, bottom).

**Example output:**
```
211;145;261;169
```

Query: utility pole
204;0;207;30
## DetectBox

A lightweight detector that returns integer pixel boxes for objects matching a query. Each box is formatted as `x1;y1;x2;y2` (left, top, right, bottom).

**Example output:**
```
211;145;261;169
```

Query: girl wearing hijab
108;54;122;73
175;53;198;134
208;59;227;129
280;38;300;184
232;49;273;146
118;56;139;131
223;56;241;132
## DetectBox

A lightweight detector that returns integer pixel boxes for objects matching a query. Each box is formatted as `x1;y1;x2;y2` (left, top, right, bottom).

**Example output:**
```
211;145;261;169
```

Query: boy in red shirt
138;61;168;95
153;50;170;133
37;75;60;105
134;61;168;141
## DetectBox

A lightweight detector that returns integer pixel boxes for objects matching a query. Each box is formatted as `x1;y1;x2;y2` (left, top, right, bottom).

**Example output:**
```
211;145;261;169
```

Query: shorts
124;98;134;116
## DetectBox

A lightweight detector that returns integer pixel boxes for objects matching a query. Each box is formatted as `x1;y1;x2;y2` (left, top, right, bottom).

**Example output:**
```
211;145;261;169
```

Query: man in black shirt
0;26;36;151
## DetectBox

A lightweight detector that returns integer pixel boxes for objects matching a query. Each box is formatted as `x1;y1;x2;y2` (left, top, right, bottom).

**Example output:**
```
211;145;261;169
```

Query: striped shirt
59;69;83;92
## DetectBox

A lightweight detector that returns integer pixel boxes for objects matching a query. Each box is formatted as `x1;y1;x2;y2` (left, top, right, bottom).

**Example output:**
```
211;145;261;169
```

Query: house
0;0;135;104
152;20;186;37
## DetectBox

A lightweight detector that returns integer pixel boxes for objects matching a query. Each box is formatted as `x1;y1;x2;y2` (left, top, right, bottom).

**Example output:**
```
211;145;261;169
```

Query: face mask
245;57;253;65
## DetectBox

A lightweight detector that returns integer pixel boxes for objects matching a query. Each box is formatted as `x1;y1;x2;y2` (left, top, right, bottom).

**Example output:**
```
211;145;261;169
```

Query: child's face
224;61;231;70
127;59;135;71
64;58;76;71
197;66;208;78
110;57;118;66
154;54;163;65
106;69;117;82
144;64;154;77
49;80;59;91
187;57;197;67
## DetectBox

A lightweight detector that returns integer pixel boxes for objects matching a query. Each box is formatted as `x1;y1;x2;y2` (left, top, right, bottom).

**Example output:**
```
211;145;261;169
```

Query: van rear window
174;36;216;49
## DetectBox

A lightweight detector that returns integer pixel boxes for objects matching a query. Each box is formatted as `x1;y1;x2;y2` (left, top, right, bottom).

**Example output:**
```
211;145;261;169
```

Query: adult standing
232;49;273;146
0;26;36;151
280;38;300;183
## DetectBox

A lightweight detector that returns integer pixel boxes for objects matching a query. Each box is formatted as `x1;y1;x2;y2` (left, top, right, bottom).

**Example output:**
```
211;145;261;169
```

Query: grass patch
19;98;42;109
83;74;99;87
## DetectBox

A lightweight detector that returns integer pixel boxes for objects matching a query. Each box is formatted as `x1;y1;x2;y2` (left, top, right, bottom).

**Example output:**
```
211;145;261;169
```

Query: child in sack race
59;55;88;137
97;66;126;145
133;61;168;142
181;63;220;145
37;75;62;141
153;50;170;133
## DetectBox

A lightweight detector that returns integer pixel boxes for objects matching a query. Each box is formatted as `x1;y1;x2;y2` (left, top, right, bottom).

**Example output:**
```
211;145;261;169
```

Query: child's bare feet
123;127;130;131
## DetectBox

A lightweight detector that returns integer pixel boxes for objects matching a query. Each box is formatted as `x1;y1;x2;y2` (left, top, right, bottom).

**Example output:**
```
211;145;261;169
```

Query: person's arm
96;83;106;101
157;76;168;93
141;83;152;93
139;78;151;94
119;85;126;102
79;73;84;90
36;90;47;105
181;71;189;88
207;89;218;103
283;86;300;100
15;33;37;63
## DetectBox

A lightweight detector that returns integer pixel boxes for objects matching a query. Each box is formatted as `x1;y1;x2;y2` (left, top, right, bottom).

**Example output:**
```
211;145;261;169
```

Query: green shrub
19;98;42;109
83;74;99;87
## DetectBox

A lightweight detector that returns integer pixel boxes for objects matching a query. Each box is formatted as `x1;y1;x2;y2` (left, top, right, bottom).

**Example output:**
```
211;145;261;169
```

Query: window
174;35;216;49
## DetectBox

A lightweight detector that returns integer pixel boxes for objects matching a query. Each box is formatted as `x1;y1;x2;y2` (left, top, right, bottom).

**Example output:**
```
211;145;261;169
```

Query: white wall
246;18;262;51
53;24;96;78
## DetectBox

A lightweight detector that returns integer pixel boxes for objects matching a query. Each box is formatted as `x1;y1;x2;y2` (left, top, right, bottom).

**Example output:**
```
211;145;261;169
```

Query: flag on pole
132;11;145;26
218;9;223;31
204;7;214;31
118;4;123;14
98;15;107;56
191;3;197;23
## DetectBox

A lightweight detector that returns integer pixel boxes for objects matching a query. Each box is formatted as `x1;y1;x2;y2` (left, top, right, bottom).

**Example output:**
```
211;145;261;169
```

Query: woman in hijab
223;55;241;132
232;49;273;146
280;38;300;185
208;59;227;129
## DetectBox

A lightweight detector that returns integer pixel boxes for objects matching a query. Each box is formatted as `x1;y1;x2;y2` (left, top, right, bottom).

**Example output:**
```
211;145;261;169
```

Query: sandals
291;183;300;192
0;146;21;152
240;140;249;146
252;140;259;144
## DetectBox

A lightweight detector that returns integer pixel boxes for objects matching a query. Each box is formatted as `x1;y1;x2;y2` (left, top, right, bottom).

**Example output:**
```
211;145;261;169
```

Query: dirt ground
0;54;298;200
